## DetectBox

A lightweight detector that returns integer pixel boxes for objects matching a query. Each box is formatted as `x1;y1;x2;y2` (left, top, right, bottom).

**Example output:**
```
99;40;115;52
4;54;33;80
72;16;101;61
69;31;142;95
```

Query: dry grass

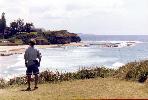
0;77;148;100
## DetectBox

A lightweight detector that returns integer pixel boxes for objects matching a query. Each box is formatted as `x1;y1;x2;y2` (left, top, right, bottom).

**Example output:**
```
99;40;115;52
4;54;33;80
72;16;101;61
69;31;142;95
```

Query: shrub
115;60;148;81
0;78;7;88
0;67;115;89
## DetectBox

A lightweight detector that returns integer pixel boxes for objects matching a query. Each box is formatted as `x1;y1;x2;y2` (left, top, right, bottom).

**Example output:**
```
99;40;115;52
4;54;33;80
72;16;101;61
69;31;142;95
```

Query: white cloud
0;0;148;34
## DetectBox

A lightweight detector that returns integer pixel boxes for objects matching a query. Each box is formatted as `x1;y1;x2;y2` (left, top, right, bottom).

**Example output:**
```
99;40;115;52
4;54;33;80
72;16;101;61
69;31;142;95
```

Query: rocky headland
0;30;81;45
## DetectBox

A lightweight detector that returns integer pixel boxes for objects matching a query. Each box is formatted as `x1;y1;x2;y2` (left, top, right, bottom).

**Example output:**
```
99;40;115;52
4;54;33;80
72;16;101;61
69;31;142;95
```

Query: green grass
0;78;148;100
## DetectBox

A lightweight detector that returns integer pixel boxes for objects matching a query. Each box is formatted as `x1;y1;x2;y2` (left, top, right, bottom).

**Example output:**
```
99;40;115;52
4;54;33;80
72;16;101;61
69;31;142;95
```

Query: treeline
0;13;36;39
0;13;81;45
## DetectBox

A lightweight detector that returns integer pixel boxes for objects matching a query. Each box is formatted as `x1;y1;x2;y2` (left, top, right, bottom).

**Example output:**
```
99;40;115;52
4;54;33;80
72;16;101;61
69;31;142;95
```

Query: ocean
1;35;148;80
80;35;148;42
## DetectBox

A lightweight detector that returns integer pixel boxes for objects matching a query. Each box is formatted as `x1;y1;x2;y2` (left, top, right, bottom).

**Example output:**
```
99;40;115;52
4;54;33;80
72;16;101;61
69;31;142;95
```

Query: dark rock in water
0;53;13;56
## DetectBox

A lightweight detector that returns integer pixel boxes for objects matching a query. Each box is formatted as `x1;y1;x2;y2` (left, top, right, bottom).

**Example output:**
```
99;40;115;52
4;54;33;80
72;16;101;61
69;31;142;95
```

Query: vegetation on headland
0;60;148;89
0;13;81;45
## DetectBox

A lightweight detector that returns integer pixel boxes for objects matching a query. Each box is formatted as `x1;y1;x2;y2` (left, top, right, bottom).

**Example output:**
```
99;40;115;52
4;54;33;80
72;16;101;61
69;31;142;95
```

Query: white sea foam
0;42;147;80
1;46;119;80
17;54;24;61
7;60;25;68
111;62;125;69
15;68;26;71
84;41;141;48
2;74;25;81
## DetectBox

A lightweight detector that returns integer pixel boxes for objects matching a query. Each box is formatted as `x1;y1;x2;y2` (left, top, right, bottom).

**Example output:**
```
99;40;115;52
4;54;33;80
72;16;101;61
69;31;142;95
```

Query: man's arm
37;50;42;63
24;50;28;66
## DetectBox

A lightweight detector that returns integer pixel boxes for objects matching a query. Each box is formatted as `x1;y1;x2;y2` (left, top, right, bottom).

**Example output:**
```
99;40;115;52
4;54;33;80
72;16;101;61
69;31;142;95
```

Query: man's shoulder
25;47;31;51
34;47;39;52
25;46;40;53
34;46;40;51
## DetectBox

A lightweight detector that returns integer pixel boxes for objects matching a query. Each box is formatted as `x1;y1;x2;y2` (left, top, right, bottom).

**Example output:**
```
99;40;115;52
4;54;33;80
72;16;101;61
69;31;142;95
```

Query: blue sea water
80;35;148;42
1;35;148;79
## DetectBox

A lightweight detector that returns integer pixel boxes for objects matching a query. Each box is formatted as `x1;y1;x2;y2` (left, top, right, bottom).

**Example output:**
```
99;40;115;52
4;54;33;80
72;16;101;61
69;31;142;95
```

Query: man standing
24;40;41;91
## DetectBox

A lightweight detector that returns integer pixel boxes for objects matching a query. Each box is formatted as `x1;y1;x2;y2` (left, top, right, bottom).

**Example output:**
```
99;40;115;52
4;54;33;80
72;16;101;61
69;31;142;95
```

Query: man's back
24;46;41;66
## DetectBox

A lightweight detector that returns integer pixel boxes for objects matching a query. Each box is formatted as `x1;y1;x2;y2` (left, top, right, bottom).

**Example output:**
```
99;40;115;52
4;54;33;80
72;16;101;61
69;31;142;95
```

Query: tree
25;23;33;33
9;19;34;35
17;18;24;33
0;19;2;33
10;21;18;35
0;12;6;39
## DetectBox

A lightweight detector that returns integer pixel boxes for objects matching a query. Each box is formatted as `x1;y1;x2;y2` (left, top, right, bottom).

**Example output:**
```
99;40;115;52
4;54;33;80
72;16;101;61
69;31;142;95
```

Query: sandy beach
0;42;85;56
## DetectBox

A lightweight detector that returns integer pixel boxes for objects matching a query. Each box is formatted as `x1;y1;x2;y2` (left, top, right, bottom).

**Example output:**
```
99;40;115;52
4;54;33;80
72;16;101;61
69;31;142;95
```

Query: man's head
29;40;36;47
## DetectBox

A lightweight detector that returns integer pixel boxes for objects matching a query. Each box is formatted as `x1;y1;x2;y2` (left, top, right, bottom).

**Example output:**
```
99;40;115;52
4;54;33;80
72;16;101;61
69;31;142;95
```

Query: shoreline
0;41;140;56
0;42;86;56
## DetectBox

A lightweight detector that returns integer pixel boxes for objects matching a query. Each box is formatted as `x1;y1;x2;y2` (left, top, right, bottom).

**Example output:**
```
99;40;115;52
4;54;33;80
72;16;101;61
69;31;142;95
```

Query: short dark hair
29;41;35;46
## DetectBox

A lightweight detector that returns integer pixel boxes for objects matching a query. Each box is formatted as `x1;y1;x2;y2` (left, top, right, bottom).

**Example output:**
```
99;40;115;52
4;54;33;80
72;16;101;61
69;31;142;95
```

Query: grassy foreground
0;77;148;99
1;60;148;99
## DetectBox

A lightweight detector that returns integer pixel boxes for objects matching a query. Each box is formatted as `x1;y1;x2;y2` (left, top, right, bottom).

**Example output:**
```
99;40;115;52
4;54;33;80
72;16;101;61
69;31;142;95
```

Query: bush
115;60;148;81
0;67;115;89
0;78;7;89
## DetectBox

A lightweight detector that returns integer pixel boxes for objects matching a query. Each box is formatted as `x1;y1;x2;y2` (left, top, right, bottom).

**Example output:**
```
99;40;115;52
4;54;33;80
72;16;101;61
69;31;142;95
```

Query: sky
0;0;148;35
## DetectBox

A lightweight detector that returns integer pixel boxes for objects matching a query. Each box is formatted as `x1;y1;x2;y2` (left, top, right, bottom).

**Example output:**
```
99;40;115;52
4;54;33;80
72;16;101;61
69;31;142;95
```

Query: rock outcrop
11;30;81;45
1;29;81;45
46;30;81;44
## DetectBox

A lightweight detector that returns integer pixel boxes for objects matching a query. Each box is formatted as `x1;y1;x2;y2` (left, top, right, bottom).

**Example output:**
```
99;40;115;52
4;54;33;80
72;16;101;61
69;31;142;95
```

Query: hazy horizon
0;0;147;35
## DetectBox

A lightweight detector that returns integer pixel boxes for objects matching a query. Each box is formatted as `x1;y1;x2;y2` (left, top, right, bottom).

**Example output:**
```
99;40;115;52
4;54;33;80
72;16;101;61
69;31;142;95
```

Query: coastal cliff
4;30;81;45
